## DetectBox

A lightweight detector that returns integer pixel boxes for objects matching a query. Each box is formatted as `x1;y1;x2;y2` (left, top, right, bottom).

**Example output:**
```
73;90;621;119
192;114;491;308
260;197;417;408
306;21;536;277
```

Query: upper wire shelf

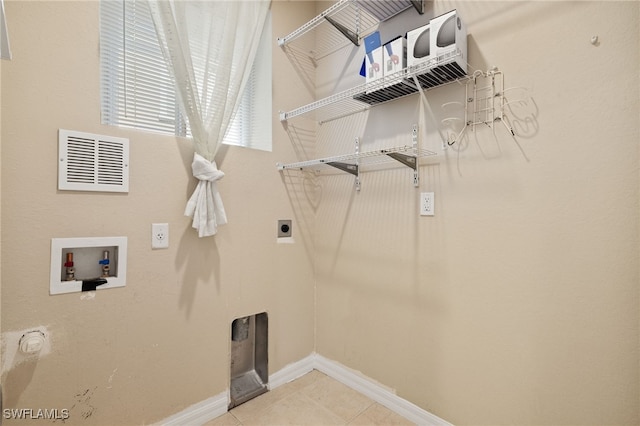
277;0;424;62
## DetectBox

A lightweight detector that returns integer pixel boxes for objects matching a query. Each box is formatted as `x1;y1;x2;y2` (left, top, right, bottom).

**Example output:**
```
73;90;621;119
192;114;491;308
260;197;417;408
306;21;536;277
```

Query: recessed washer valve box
50;236;128;295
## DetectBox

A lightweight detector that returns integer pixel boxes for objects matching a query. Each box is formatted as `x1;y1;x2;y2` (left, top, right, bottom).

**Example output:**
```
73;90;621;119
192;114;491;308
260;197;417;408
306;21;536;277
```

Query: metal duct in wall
229;312;268;409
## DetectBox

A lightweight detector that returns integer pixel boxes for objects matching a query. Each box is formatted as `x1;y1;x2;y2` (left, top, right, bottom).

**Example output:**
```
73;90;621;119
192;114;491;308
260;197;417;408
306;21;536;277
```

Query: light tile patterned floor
204;370;415;426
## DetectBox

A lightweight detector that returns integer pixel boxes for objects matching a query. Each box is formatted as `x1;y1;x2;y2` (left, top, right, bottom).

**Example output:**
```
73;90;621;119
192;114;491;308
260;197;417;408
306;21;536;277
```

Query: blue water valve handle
98;259;110;265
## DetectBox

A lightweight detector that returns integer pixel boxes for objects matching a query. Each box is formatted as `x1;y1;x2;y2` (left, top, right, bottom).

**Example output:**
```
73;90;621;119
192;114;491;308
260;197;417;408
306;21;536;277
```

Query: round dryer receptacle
19;331;46;354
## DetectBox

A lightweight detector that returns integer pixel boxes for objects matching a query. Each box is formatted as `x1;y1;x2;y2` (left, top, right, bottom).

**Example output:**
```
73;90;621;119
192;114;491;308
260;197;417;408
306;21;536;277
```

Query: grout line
346;399;376;424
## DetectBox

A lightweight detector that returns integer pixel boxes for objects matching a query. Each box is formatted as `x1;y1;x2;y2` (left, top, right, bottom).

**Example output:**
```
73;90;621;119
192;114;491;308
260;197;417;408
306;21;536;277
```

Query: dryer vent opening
229;312;268;409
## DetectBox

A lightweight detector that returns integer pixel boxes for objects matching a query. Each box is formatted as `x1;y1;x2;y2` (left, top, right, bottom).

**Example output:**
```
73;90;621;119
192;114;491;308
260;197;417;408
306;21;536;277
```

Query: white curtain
148;0;270;237
1;0;11;60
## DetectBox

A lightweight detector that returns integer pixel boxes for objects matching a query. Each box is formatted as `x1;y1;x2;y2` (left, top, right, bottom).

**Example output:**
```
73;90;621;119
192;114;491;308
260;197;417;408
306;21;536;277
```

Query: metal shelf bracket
385;124;420;187
326;161;359;175
321;137;360;191
324;15;359;46
410;0;425;14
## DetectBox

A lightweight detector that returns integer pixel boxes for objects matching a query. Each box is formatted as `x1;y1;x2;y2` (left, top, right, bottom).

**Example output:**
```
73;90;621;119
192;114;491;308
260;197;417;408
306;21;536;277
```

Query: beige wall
0;1;316;424
1;1;639;425
314;1;639;425
0;10;3;402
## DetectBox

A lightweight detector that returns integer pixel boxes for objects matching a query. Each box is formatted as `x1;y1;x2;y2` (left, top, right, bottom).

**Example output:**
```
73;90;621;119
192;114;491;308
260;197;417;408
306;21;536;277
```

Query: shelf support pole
413;75;449;150
412;123;419;187
355;137;361;191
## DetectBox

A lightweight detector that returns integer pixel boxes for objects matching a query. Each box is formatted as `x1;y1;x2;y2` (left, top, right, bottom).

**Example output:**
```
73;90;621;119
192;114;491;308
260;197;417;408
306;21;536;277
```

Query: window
223;11;272;152
99;0;272;151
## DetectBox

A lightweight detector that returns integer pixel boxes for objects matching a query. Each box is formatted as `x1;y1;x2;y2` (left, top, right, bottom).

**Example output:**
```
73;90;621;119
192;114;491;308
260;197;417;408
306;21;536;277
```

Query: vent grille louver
59;129;129;193
98;140;125;186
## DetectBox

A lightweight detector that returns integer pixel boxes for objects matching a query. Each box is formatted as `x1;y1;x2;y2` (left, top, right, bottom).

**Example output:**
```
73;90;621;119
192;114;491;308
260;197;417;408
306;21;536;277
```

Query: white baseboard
268;353;316;389
313;354;451;426
158;352;451;426
157;355;315;426
158;391;228;426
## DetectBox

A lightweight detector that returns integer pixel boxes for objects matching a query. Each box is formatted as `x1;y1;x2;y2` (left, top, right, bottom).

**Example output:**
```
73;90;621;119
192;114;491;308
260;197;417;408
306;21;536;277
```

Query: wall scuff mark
70;387;98;420
107;368;118;389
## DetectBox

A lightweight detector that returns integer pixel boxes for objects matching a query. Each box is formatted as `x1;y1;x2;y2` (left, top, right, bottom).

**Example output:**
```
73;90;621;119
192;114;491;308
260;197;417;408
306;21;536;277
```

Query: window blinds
99;0;272;151
223;14;272;151
100;0;185;135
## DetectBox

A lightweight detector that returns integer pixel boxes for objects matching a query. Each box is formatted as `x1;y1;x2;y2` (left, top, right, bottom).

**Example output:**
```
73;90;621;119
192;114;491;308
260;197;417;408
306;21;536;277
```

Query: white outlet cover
152;223;169;249
420;192;435;216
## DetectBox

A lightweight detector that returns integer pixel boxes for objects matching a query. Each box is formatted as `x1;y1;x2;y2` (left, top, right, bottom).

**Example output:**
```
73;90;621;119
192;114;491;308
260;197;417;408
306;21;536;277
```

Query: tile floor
204;370;415;426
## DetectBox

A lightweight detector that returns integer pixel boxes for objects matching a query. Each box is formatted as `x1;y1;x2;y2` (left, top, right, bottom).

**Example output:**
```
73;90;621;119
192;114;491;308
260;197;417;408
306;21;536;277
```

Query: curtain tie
184;153;227;237
191;153;224;182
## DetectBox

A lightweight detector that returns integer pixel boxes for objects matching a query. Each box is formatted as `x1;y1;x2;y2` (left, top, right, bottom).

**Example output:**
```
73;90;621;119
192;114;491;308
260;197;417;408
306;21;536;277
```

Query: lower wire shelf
276;144;435;171
277;125;435;191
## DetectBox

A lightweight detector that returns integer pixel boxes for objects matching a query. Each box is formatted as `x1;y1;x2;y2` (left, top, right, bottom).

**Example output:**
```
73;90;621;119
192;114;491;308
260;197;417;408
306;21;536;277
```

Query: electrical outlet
420;192;434;216
152;223;169;249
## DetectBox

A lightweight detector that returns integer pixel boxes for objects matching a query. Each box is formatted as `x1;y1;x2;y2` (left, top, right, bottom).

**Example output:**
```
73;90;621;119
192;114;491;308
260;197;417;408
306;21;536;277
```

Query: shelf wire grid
280;50;473;124
277;0;414;62
277;145;436;171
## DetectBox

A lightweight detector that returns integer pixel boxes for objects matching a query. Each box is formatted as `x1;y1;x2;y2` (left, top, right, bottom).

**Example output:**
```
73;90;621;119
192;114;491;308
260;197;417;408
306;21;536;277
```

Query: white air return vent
58;129;129;193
